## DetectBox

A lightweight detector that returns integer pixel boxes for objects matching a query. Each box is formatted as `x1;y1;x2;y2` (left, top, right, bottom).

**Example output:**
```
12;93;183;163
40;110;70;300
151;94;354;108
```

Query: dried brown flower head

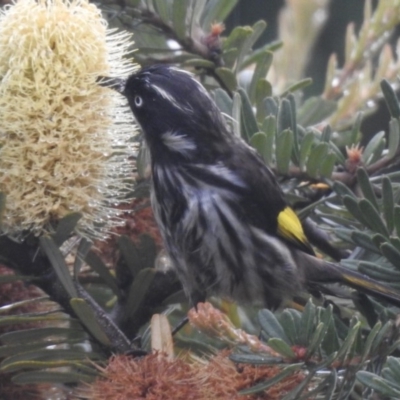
0;0;137;239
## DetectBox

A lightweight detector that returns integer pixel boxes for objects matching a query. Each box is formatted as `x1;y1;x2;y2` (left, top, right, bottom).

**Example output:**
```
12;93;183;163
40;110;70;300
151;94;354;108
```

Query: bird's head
100;65;231;161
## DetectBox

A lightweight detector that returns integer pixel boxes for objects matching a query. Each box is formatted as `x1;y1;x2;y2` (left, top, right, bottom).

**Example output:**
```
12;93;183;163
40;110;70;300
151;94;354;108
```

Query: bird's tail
297;251;400;308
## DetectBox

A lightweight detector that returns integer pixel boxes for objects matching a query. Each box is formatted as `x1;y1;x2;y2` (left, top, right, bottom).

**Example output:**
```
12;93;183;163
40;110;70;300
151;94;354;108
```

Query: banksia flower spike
0;0;137;239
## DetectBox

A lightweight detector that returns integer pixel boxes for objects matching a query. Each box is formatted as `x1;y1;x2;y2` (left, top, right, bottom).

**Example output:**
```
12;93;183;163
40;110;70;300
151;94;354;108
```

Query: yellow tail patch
277;207;308;248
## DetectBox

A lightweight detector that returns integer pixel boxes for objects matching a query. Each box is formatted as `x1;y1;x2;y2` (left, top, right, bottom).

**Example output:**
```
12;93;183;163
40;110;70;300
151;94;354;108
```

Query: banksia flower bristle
0;0;137;239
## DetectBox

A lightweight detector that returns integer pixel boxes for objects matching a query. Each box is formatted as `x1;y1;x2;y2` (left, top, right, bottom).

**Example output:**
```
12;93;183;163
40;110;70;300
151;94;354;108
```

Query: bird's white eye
134;95;143;107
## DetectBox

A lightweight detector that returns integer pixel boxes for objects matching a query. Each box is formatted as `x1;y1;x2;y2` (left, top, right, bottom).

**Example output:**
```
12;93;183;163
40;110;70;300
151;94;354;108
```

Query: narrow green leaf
343;196;369;227
154;0;171;23
358;261;400;281
380;242;400;269
388;118;400;159
357;168;379;211
239;364;302;395
214;88;233;116
215;67;237;92
183;59;215;68
238;88;259;139
306;142;329;178
232;92;241;137
0;315;68;327
395;206;400;238
306;322;327;358
319;152;337;178
248;50;273;104
85;250;120;296
201;0;238;30
117;235;142;278
74;238;92;278
12;370;94;384
255;80;273;122
229;353;283;365
279;310;298;345
0;192;6;225
39;236;77;298
362;131;385;164
333;181;356;199
357;371;400;397
277;98;293;134
299;131;314;171
258;309;290;344
124;268;156;320
261;116;276;165
381;79;400;119
299;300;316;345
0;274;33;283
70;298;111;346
280;78;312;97
358;198;389;237
383;176;394;233
350;112;363;144
172;0;187;40
297;96;337;126
267;338;296;358
335;321;361;364
351;231;379;253
360;321;382;363
276;129;293;175
51;213;82;246
250;132;269;163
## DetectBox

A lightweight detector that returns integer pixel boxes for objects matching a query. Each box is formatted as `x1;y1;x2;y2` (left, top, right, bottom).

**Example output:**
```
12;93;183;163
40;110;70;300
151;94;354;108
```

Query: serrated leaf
276;129;293;175
388;118;400;159
70;298;111;346
255;80;273;122
306;142;329;178
359;198;389;237
383;176;395;233
381;79;400;119
350;112;363;144
299;131;315;171
362;131;385;164
51;213;82;246
238;87;259;139
215;67;237;92
357;168;379;211
258;309;290;344
39;236;77;298
395;206;400;238
328;141;346;166
172;0;187;40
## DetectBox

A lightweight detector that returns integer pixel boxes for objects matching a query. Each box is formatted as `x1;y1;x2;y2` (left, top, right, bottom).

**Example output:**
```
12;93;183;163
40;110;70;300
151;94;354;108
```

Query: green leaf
154;0;171;23
306;142;329;178
258;309;290;344
85;250;120;296
215;67;237;92
12;370;94;384
39;236;77;298
238;87;259;139
319;152;337;178
277;98;293;134
183;59;215;68
297;96;337;126
306;322;328;358
351;231;379;253
358;198;389;237
117;235;142;278
357;168;379;211
51;213;82;246
276;129;293;175
250;132;269;162
299;300;316;345
383;176;394;233
380;242;400;269
360;321;382;363
124;268;156;320
350;112;363;144
74;238;92;278
229;353;283;365
214;88;233;116
248;50;273;104
70;298;112;346
388;118;400;159
280;78;313;97
395;206;400;238
232;92;241;137
357;371;400;397
267;338;296;358
381;79;400;119
362;131;385;164
255;80;273;121
333;181;357;199
342;195;369;227
299;131;315;171
261;116;276;165
201;0;238;30
172;0;187;40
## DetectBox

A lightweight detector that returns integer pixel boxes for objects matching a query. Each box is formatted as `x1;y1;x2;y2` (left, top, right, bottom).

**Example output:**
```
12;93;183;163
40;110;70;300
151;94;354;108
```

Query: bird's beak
97;76;126;95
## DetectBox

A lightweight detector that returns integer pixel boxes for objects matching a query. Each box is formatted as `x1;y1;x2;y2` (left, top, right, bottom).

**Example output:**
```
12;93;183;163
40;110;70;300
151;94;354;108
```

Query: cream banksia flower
0;0;137;239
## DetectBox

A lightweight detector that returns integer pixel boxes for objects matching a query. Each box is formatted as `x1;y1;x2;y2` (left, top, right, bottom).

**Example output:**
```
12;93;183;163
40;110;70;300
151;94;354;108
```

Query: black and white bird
102;65;400;309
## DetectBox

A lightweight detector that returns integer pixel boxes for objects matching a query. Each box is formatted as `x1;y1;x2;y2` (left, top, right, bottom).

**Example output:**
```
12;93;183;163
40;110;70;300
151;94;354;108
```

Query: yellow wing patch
277;207;310;251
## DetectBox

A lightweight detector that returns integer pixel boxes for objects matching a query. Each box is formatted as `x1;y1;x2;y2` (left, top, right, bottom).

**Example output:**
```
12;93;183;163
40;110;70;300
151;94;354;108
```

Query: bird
101;64;400;309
